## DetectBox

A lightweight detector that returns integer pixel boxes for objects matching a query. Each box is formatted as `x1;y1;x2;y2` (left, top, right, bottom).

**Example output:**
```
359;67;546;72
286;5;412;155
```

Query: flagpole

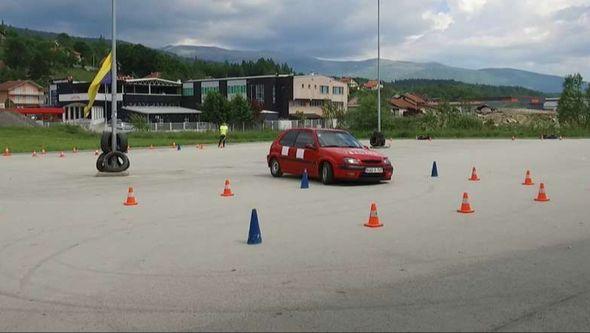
111;0;117;152
104;82;107;128
377;0;381;133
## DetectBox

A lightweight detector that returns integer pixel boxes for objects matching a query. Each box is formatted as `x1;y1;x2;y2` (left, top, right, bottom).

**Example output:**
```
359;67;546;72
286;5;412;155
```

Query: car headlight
343;157;361;165
383;157;391;165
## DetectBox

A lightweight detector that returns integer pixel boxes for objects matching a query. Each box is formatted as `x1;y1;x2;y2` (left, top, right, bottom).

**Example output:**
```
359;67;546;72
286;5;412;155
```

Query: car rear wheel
321;162;334;185
270;158;283;177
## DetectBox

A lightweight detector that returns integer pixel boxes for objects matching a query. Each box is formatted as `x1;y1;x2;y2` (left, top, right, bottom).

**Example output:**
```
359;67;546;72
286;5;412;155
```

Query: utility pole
377;0;381;133
111;0;117;152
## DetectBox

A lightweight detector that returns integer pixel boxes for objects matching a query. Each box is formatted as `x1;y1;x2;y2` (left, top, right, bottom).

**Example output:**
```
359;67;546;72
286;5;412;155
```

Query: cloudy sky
2;0;590;77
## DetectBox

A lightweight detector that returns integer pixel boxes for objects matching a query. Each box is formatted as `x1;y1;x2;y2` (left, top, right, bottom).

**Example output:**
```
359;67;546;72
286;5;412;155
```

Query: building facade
182;74;348;119
50;77;201;125
0;80;45;109
182;74;294;119
290;75;348;118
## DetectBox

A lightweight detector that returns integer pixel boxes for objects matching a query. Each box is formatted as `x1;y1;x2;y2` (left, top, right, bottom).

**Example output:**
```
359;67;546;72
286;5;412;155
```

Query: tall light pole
111;0;117;152
377;0;381;133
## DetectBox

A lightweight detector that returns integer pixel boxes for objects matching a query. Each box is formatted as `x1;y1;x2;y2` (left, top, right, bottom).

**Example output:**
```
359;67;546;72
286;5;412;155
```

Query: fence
146;119;338;132
45;118;339;133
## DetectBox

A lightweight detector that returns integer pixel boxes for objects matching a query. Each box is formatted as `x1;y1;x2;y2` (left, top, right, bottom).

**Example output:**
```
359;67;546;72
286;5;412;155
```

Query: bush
129;113;149;131
346;92;393;130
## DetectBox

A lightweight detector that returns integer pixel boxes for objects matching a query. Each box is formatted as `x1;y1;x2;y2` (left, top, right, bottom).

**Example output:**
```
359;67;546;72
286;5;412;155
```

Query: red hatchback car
267;128;393;184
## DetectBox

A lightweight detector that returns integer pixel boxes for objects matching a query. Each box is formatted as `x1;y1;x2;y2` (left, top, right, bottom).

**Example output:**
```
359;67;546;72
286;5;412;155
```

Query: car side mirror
305;143;317;150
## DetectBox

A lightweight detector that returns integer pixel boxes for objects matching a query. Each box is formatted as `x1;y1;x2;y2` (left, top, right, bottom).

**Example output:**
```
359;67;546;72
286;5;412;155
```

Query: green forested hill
0;24;293;85
388;79;547;99
353;78;549;100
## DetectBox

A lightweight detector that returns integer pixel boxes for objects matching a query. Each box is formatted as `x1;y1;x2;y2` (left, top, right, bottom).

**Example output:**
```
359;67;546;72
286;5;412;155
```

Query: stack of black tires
96;131;130;172
370;131;386;147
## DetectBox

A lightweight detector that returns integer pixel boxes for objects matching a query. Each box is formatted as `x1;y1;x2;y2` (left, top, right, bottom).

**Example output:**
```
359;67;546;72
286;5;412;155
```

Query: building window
308;84;311;89
182;87;194;96
301;84;304;89
272;85;276;104
201;86;219;99
255;84;264;102
227;84;247;100
332;86;344;95
320;85;329;94
310;100;324;107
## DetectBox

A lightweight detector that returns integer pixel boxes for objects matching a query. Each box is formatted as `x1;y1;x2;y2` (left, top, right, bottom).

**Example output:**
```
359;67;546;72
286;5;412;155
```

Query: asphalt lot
0;139;589;331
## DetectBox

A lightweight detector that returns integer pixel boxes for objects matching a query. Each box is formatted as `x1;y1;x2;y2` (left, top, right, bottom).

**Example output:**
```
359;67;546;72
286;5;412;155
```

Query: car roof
286;128;348;133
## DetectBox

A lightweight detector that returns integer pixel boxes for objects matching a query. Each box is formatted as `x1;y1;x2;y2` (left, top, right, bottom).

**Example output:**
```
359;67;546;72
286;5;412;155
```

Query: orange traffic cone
534;183;550;202
123;187;138;206
59;151;65;158
364;202;383;228
32;150;38;157
172;142;176;148
457;192;475;214
522;170;534;186
468;167;480;181
220;179;234;197
3;148;10;156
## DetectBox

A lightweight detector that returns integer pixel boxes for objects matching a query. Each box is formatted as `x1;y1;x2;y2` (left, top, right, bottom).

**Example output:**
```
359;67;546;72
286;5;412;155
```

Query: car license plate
365;167;383;174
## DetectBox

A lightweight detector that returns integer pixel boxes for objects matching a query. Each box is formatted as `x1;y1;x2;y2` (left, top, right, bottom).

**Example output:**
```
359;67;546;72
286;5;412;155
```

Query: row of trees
201;92;255;124
0;26;293;85
557;73;590;127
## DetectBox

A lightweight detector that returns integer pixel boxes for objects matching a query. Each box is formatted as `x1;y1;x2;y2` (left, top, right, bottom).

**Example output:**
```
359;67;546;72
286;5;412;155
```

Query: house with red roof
389;93;430;117
362;80;382;90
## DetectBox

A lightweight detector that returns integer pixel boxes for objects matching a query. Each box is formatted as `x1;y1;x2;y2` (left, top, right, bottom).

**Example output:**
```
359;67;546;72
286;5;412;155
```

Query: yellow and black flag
84;52;112;118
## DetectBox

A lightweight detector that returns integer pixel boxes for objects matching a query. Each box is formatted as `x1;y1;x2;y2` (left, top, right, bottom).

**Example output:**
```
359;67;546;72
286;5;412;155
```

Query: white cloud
422;10;454;31
450;0;487;13
2;0;590;78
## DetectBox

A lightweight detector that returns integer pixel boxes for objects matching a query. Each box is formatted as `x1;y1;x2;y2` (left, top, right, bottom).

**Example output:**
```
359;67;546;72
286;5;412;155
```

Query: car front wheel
270;158;283;177
321;162;334;185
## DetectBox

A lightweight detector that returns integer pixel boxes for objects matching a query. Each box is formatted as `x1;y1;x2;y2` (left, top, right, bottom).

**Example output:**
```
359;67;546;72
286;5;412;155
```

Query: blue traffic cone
247;209;262;245
431;161;438;177
301;169;309;189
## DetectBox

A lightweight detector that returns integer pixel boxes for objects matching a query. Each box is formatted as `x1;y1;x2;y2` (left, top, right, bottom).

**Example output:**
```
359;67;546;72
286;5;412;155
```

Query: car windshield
317;130;364;148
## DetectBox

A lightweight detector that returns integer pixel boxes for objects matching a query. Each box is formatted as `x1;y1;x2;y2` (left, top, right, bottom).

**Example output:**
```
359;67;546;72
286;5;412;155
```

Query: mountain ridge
162;44;566;93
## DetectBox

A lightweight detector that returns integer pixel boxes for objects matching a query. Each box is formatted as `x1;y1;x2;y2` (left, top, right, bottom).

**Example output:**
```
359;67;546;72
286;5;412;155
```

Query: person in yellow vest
218;122;229;148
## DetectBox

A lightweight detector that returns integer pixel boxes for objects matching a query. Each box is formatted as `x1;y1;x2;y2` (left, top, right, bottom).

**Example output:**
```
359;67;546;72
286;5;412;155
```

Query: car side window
279;131;299;147
294;131;315;148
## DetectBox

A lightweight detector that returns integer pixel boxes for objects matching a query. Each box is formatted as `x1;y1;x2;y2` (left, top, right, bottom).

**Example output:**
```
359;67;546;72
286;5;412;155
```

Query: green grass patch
0;125;278;153
0;125;99;153
51;67;95;82
1;123;589;154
